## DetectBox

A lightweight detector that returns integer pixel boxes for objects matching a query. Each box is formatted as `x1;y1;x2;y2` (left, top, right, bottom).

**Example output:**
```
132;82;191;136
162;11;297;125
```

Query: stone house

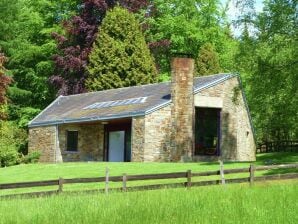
28;57;256;162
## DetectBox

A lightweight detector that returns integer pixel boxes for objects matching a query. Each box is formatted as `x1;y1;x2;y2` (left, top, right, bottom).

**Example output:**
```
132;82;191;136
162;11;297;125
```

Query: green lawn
0;152;297;196
1;152;297;183
0;181;297;224
0;152;297;223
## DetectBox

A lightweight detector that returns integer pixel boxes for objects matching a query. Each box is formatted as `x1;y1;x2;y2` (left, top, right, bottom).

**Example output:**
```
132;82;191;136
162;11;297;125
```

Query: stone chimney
170;56;194;161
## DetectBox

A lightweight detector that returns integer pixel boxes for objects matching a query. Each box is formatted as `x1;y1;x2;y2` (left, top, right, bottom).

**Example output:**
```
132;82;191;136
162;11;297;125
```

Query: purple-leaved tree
51;0;149;95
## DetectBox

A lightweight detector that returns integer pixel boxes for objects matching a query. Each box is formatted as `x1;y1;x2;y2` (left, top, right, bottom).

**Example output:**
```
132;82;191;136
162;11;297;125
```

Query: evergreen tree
196;43;222;76
51;0;149;95
86;6;157;91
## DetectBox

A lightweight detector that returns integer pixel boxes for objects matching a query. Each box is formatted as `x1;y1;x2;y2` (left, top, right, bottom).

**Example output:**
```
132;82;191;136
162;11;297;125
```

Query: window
66;131;78;151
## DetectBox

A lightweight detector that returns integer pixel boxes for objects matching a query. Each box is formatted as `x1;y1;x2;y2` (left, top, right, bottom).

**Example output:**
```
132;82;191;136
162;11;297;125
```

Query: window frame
66;130;79;152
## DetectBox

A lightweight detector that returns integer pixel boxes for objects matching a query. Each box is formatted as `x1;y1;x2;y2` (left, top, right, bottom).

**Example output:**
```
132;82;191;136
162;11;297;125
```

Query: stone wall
58;123;104;162
28;126;57;162
143;106;172;161
194;76;256;161
131;117;145;161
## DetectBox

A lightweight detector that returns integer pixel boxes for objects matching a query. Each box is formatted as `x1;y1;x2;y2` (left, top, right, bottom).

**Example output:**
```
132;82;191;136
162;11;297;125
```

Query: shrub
0;121;26;167
22;151;41;164
0;146;19;167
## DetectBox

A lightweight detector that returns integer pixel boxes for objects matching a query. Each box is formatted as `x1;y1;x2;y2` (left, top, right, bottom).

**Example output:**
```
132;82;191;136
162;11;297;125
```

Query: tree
196;43;222;76
86;6;156;91
246;0;298;141
0;0;79;124
142;0;236;76
0;53;12;119
51;0;149;95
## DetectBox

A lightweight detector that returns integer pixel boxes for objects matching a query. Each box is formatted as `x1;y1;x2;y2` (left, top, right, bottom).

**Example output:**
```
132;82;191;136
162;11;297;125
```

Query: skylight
83;97;148;109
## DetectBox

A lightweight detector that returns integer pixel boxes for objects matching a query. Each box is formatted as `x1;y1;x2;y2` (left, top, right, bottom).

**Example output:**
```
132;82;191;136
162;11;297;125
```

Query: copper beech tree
51;0;149;95
0;53;12;119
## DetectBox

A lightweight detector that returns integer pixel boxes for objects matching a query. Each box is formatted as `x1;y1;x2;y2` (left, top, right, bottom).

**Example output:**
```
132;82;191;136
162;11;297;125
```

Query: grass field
0;152;297;195
1;152;297;183
0;152;297;223
0;181;297;224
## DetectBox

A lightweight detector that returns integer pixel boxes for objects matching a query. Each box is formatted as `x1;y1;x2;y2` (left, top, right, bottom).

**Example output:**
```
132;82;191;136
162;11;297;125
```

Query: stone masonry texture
170;57;195;161
28;126;57;162
130;76;255;162
58;123;104;162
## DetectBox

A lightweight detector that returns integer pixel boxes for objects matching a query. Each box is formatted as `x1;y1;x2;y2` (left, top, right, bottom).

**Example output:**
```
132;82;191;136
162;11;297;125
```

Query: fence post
187;170;192;188
105;167;109;195
122;173;127;192
58;177;64;193
249;164;255;186
219;160;225;185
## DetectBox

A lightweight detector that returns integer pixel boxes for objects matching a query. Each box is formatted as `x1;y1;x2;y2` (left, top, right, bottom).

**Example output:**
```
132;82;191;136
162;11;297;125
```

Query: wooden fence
257;140;298;153
0;163;297;199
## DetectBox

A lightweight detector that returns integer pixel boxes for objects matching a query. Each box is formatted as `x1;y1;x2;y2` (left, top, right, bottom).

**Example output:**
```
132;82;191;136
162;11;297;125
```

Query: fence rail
257;140;298;153
1;163;297;199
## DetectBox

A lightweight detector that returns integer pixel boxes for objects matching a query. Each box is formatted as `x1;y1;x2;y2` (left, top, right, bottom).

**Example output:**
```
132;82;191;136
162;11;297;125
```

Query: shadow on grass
263;168;298;176
256;152;298;165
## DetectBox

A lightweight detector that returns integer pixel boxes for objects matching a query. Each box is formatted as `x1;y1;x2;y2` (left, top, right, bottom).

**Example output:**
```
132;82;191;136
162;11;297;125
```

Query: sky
221;0;264;20
220;0;264;36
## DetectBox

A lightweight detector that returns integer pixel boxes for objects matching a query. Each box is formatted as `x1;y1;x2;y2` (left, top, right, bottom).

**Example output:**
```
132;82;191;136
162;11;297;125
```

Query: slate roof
29;73;236;127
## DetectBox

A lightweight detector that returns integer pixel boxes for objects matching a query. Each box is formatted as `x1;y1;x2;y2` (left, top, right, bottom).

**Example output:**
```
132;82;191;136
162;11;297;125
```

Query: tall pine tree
86;6;157;91
196;43;222;76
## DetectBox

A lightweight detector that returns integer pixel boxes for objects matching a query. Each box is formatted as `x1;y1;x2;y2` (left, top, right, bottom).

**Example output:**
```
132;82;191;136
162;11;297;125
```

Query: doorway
105;121;131;162
195;108;221;156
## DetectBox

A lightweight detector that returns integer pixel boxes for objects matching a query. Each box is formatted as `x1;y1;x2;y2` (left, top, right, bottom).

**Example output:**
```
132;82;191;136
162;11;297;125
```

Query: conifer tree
196;43;222;76
86;6;156;91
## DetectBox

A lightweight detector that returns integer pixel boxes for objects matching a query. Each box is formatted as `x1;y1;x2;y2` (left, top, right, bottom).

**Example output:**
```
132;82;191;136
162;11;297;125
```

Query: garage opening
195;107;221;156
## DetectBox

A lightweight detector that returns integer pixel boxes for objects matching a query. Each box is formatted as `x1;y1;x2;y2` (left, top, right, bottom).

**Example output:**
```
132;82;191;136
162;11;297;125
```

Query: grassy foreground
0;181;297;224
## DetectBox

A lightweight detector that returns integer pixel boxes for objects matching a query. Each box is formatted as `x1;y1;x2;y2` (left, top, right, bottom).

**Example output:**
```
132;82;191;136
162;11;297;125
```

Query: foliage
0;53;12;119
21;151;41;164
143;0;236;75
51;0;149;95
0;145;19;167
0;121;27;166
0;0;82;126
86;6;156;90
243;0;298;141
196;43;222;76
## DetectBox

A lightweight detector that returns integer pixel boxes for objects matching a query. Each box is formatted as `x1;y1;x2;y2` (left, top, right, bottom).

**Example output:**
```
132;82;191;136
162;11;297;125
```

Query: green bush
0;146;19;167
21;151;41;164
0;121;27;167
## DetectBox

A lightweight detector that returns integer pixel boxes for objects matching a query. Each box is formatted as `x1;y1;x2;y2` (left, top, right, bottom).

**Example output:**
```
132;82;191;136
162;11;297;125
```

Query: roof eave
28;95;63;126
28;111;146;128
